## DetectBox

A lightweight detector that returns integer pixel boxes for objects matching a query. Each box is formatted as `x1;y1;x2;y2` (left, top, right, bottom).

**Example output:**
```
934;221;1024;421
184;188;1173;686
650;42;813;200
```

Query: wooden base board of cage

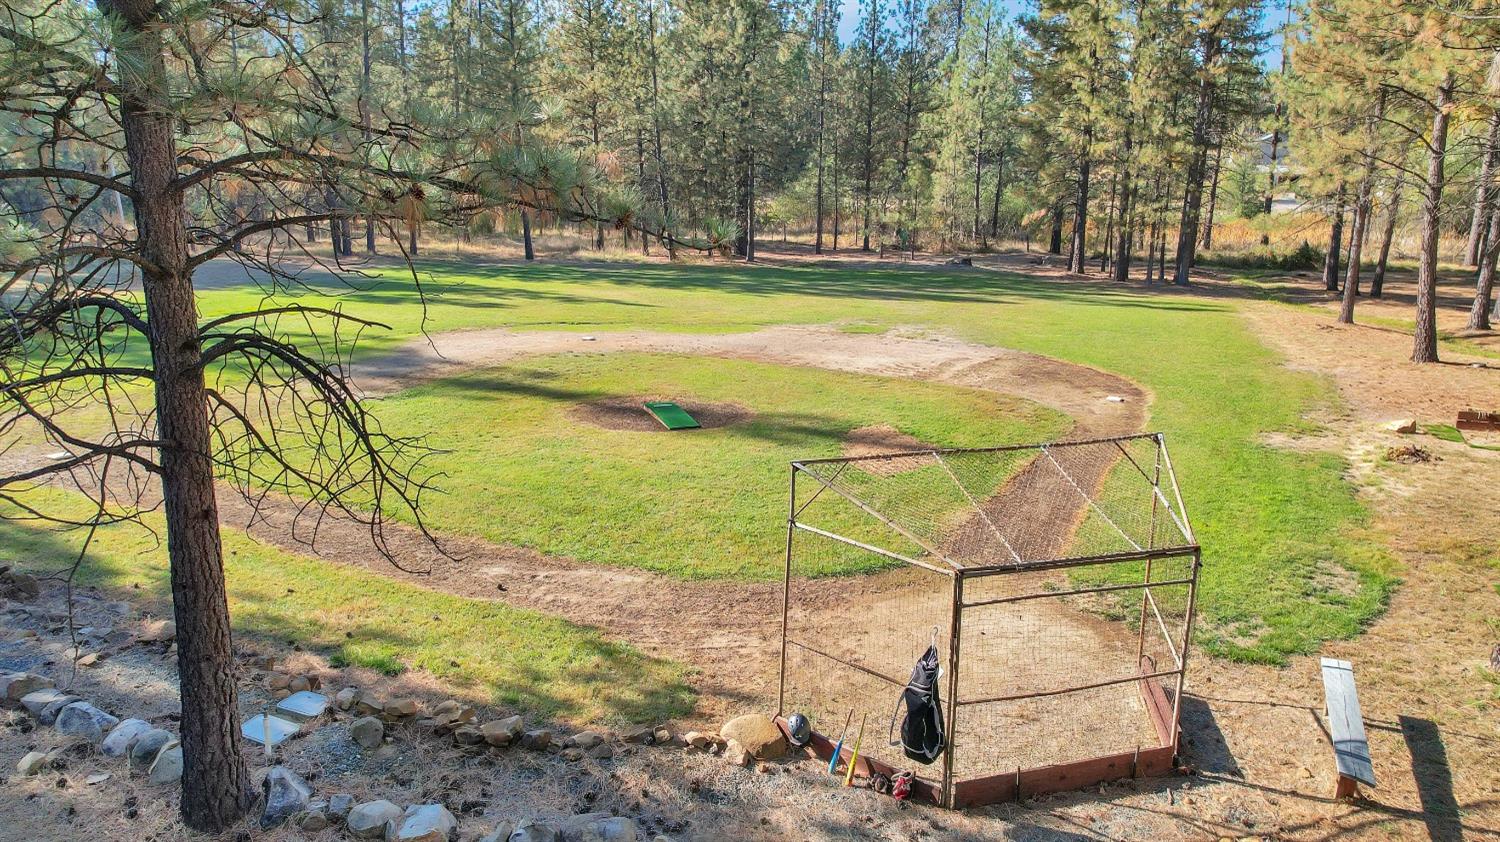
1457;409;1500;432
777;716;944;806
951;743;1178;807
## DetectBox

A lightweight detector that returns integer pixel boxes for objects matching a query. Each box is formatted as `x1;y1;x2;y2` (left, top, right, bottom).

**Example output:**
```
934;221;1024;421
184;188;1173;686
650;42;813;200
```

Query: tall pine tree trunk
101;0;254;829
1413;73;1456;364
1069;149;1091;274
1200;143;1223;250
1172;55;1217;286
1465;108;1500;267
1048;205;1063;255
1370;175;1401;298
1323;186;1345;292
1470;207;1500;330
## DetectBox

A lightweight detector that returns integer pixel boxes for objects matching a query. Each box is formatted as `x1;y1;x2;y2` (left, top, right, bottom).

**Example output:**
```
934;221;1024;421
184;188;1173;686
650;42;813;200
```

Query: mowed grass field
6;259;1399;721
373;352;1067;577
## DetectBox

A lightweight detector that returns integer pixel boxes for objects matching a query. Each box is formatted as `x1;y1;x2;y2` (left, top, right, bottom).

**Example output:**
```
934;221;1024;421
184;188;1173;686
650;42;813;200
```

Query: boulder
719;714;786;760
385;697;420;717
297;809;330;831
652;727;674;746
147;742;183;785
1;569;40;600
139;619;175;642
288;675;312;693
350;715;385;749
128;728;174;767
36;694;84;726
1385;418;1419;434
477;821;516;842
346;799;403;839
561;814;639;842
453;724;485;746
355;697;385;717
2;672;55;704
520;729;553;751
16;750;48;776
328;792;355;818
571;730;604;749
56;702;120;742
723;739;751;767
585;742;614;760
260;766;313;828
683;731;714;750
509;819;562;842
100;719;154;758
620;726;654;745
482;715;524;747
267;672;291;691
335;687;362;710
392;803;458;842
19;688;73;718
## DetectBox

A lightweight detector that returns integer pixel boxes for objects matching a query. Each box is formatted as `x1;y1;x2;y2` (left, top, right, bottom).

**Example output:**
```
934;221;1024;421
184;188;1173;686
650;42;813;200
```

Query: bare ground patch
839;424;937;475
568;396;754;432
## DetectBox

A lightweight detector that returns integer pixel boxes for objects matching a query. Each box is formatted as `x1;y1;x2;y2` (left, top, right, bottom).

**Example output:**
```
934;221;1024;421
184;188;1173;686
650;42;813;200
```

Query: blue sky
834;0;1289;69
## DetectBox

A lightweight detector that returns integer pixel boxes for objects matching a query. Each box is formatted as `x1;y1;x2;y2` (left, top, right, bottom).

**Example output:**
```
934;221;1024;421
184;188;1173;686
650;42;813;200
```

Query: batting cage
776;433;1199;807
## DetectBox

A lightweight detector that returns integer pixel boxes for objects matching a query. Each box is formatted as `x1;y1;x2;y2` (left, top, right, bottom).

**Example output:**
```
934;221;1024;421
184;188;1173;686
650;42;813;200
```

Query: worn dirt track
219;326;1147;723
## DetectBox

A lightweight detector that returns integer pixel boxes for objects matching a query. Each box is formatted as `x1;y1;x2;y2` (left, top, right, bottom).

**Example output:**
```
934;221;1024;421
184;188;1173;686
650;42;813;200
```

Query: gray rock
520;729;553;751
482;715;524;747
260;766;313;828
147;742;183;785
297;809;330;831
19;688;73;718
620;726;654;745
328;792;354;818
129;728;173;767
37;694;84;726
585;741;614;760
1;672;55;704
351;715;384;749
335;687;362;710
562;814;639;842
392;803;458;841
346;799;402;839
509;819;562;842
571;731;604;750
16;750;48;776
101;718;153;758
477;821;516;842
56;701;119;742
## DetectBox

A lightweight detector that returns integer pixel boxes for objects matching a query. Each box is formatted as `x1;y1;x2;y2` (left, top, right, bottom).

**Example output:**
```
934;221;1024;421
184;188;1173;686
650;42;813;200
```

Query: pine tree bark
1470;207;1500;330
1069;149;1091;274
1171;42;1218;286
1048;205;1063;255
1371;174;1401;298
1464;108;1500;267
1200;143;1223;250
1323;186;1345;292
1413;73;1456;364
99;0;255;830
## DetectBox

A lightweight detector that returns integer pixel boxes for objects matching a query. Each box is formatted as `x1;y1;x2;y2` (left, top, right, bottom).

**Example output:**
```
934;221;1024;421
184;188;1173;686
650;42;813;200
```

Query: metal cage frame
776;432;1200;808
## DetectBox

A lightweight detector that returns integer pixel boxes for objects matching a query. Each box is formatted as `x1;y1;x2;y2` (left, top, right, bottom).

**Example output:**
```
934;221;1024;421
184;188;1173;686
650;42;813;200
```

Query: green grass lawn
1;489;692;723
370;352;1066;578
10;258;1400;678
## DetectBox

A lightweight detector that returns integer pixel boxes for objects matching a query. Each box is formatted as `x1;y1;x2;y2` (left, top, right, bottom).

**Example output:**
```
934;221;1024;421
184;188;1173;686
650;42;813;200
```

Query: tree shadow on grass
369;258;1230;314
0;510;696;725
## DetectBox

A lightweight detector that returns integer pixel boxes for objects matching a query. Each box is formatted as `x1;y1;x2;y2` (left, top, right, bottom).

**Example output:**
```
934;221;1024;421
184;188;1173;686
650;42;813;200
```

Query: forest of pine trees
4;0;1500;336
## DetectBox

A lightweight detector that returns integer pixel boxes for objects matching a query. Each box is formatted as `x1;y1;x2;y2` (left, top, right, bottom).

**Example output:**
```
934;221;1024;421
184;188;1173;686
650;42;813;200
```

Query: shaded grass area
13;259;1397;666
1;489;693;723
371;353;1066;578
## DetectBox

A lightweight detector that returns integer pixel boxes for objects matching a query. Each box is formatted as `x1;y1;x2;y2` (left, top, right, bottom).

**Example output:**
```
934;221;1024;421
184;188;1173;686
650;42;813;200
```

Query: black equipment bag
891;644;945;764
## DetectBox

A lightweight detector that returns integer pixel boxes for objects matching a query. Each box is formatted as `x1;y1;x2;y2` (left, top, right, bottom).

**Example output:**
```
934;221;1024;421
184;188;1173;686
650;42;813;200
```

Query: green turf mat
643;401;701;430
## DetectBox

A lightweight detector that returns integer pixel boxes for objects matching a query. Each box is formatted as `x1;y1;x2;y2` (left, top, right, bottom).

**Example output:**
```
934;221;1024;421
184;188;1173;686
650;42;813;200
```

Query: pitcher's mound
571;396;754;432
